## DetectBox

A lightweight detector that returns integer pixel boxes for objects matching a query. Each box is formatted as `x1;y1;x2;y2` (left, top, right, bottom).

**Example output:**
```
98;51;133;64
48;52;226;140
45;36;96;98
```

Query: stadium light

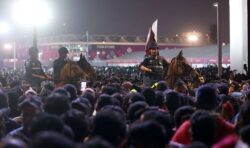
3;42;17;70
213;2;218;7
12;0;52;47
0;21;10;35
186;31;200;44
187;34;199;42
12;0;52;26
3;43;12;49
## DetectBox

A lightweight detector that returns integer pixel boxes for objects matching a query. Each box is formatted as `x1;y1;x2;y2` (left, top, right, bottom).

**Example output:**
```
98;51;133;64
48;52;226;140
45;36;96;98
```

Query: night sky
0;0;229;41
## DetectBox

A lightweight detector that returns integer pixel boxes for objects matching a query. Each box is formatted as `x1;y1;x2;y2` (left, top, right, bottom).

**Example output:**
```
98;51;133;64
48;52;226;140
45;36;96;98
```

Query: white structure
230;0;248;73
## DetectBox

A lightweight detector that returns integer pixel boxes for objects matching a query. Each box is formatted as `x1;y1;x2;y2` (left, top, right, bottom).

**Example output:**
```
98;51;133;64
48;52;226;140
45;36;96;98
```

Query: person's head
79;137;114;148
95;94;113;112
64;84;78;101
127;101;148;123
174;80;188;94
145;41;158;57
71;97;91;116
28;47;39;59
58;47;69;58
128;92;145;105
61;109;89;142
128;120;166;148
240;125;250;146
190;110;215;147
237;101;250;131
43;93;71;116
155;91;166;109
196;85;219;111
141;88;156;106
198;76;205;84
7;89;21;116
0;90;8;109
92;109;126;147
18;95;42;127
228;81;239;94
164;91;182;115
156;81;168;92
30;113;64;137
141;110;174;144
174;105;195;128
30;131;75;148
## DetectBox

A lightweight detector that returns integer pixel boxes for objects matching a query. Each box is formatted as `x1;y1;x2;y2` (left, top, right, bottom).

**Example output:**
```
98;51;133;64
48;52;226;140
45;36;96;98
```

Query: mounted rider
53;47;69;85
139;42;169;87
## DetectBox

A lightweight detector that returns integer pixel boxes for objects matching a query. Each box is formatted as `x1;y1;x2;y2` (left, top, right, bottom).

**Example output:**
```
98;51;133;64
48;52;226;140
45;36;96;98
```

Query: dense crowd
0;65;250;148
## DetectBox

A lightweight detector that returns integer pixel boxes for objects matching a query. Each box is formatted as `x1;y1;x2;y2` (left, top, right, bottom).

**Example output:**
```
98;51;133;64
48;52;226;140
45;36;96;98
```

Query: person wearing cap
139;42;169;87
52;47;69;85
8;95;42;140
24;47;49;90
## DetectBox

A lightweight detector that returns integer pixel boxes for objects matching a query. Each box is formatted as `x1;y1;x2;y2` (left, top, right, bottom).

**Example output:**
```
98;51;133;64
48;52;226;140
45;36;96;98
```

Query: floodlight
12;0;52;27
4;43;12;49
187;34;199;42
0;22;10;34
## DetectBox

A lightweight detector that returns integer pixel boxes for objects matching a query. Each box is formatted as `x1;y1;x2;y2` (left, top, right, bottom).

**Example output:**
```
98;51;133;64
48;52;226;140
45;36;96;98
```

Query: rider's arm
139;58;152;73
139;65;152;72
31;73;48;80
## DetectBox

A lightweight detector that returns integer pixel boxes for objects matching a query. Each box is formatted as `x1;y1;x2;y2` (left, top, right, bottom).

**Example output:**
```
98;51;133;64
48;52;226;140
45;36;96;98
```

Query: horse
165;50;201;89
58;60;88;87
77;53;96;81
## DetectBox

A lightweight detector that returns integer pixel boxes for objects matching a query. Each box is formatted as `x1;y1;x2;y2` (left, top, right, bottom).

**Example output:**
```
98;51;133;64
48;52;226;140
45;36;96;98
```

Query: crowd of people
0;44;250;148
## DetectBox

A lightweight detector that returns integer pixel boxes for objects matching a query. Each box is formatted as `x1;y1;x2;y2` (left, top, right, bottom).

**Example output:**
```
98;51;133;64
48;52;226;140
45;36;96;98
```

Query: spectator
128;120;166;148
171;85;235;145
92;109;126;147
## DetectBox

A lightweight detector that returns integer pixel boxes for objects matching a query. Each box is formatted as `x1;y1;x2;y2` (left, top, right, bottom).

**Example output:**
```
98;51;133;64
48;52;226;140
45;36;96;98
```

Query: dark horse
166;51;200;89
77;53;96;81
58;54;96;87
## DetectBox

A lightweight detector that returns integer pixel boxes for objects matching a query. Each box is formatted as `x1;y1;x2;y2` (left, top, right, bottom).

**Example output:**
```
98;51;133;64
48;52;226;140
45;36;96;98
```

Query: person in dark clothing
24;47;49;89
53;47;69;85
139;42;169;87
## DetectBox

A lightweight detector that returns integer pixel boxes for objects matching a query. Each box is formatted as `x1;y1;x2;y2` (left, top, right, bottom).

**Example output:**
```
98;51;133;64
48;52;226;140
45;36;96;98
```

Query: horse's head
77;53;87;67
169;50;192;76
167;50;200;88
77;53;96;81
60;60;87;82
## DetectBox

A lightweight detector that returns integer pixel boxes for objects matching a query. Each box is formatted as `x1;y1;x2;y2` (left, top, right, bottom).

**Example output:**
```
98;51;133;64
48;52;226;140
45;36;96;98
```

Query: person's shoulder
24;59;32;65
158;55;166;60
25;58;31;62
8;126;23;136
143;56;152;61
53;58;61;64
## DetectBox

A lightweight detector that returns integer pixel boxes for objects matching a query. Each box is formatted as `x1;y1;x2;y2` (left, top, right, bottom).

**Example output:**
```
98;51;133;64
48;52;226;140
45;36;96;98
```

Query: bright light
0;22;10;34
4;43;12;49
186;31;200;43
12;0;52;26
187;35;198;42
213;2;218;7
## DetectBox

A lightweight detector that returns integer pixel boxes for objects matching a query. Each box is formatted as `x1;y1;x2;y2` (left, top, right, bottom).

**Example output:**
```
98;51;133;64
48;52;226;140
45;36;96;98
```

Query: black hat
58;47;69;54
148;42;158;49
